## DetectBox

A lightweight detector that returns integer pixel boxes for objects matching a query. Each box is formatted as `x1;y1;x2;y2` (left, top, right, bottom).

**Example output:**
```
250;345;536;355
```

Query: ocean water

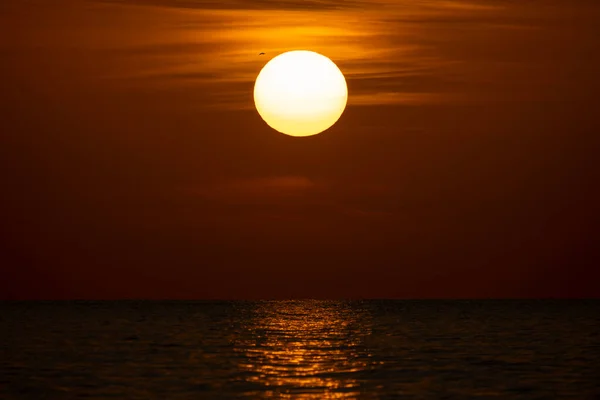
1;300;599;399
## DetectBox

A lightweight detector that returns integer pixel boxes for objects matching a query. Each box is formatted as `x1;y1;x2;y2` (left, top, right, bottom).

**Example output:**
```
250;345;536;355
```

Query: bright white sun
254;50;348;137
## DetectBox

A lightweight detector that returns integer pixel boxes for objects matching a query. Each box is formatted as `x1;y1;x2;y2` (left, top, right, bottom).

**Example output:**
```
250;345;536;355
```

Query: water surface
2;300;599;398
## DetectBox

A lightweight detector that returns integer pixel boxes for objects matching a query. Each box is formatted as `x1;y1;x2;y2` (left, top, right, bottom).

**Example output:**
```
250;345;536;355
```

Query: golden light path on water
233;301;374;399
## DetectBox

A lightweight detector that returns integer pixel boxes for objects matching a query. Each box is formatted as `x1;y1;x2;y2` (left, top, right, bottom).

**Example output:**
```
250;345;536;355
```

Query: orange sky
1;0;599;299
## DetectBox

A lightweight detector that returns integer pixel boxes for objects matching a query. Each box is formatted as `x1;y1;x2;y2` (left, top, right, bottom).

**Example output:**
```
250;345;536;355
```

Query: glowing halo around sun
253;50;348;137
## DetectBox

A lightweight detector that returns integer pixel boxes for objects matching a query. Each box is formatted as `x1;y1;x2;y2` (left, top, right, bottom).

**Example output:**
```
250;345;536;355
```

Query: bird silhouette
259;52;265;56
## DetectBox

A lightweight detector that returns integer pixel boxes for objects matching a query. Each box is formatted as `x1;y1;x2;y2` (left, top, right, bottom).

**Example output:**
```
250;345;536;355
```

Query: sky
1;0;599;299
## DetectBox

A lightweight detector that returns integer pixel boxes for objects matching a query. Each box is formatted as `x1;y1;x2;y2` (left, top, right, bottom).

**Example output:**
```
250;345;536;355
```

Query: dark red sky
1;0;599;299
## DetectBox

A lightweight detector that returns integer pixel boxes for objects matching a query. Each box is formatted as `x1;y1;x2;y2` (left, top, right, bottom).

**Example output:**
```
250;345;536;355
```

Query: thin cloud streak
182;175;395;221
2;0;512;109
3;0;598;111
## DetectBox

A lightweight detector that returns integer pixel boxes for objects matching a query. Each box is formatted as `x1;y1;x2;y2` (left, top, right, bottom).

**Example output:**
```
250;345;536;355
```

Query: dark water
1;300;599;399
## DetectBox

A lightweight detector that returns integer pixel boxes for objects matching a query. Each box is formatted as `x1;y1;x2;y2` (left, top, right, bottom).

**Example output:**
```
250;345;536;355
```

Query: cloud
349;92;453;106
197;176;317;203
6;0;597;111
96;0;369;11
67;0;506;109
182;176;394;221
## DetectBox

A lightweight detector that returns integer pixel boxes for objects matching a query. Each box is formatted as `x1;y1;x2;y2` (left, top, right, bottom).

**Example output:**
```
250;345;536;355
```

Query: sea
1;300;599;399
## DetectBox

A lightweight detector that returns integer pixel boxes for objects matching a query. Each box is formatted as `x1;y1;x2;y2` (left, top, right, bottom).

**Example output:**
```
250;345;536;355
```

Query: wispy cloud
182;175;394;221
27;0;507;108
192;176;317;203
3;0;597;111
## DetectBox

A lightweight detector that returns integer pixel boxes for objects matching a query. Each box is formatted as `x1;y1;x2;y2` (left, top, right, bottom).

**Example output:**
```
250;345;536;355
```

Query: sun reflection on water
233;300;373;398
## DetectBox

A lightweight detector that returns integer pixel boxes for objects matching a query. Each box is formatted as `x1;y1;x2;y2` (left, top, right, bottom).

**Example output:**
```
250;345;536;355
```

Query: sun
254;50;348;137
